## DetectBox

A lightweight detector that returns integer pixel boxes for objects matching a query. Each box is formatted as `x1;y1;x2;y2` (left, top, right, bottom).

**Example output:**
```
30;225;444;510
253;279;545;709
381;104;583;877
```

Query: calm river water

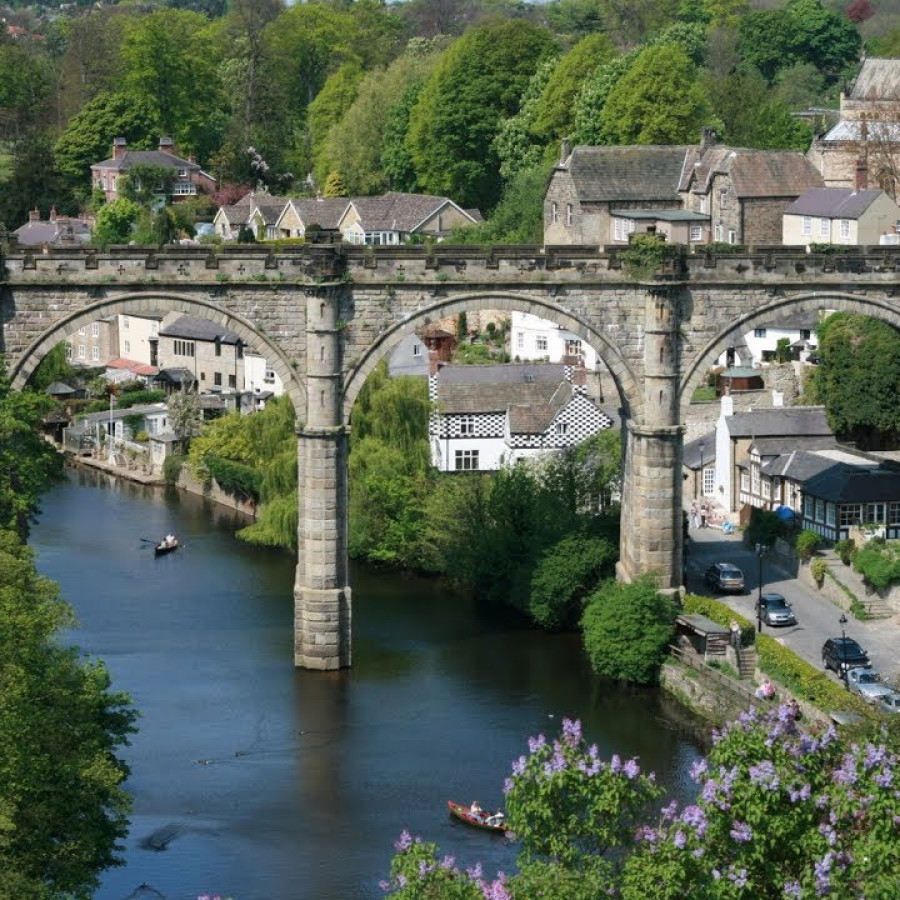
31;466;708;900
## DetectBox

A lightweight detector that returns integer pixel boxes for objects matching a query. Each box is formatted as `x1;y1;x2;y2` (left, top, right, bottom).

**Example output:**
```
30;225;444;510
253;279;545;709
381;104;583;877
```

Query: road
684;523;900;683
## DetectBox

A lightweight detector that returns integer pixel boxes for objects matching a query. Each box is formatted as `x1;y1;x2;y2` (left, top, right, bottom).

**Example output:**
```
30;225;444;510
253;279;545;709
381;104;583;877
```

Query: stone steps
820;550;894;619
737;647;757;679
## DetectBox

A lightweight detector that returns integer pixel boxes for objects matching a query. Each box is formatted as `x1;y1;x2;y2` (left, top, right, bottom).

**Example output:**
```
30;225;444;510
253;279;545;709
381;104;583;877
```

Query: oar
140;538;158;546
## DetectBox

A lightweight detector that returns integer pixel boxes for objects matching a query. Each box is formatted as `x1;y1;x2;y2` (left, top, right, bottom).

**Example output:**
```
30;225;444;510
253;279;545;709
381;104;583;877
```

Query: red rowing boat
447;801;506;833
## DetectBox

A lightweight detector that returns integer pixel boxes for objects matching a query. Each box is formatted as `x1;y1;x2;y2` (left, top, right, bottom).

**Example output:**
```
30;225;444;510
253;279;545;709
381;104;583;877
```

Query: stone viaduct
3;241;900;669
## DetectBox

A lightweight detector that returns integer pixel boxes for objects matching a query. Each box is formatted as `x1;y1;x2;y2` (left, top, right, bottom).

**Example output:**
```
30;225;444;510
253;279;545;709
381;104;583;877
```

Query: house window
802;216;811;236
412;343;421;357
889;502;900;525
803;495;814;518
536;335;548;352
866;502;886;523
177;168;188;178
79;325;86;335
200;372;206;382
150;322;158;335
840;503;863;527
565;339;583;359
565;203;573;226
459;415;475;435
123;316;129;329
751;465;760;496
228;374;236;389
264;367;275;384
91;322;100;337
236;342;243;359
124;340;131;354
719;188;728;208
613;217;634;242
839;219;850;239
174;340;195;357
800;329;811;340
551;202;558;224
819;217;829;237
65;343;72;360
762;478;771;499
815;498;825;523
754;327;766;338
215;340;222;357
555;422;569;436
740;471;750;492
715;224;724;242
454;449;479;471
727;230;735;244
690;225;703;242
78;344;86;359
826;503;836;527
704;466;715;495
171;182;197;196
214;373;222;386
516;333;524;350
91;346;100;361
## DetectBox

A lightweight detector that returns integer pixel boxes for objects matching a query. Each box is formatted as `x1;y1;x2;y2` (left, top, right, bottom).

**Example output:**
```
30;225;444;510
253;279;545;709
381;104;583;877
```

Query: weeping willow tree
348;360;435;568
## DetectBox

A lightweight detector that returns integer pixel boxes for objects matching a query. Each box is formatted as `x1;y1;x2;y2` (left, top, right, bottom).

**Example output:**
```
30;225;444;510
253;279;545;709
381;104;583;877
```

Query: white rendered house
510;311;598;369
429;362;614;472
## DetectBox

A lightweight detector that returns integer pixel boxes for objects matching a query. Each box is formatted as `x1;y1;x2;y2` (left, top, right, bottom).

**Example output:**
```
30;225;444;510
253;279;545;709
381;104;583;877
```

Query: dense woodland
1;0;899;240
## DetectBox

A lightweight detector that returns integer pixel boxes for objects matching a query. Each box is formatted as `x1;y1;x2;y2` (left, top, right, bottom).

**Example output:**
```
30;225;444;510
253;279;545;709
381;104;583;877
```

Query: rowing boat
447;801;506;833
154;539;179;557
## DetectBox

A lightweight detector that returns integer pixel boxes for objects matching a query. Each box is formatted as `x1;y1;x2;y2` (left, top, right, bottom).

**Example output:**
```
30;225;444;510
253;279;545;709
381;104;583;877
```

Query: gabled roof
280;197;349;230
91;149;208;176
803;462;900;503
751;437;838;462
249;197;290;226
683;431;716;469
345;192;477;232
684;148;823;198
560;145;691;203
785;188;890;218
106;358;159;376
508;382;571;434
724;406;832;439
14;219;90;246
819;119;900;142
45;381;76;395
155;367;195;384
848;57;900;102
435;363;568;414
158;315;241;344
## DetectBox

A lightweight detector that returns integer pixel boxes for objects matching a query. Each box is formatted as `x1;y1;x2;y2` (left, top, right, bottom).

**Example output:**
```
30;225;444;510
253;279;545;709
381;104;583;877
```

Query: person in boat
486;810;505;827
470;801;483;820
164;534;176;547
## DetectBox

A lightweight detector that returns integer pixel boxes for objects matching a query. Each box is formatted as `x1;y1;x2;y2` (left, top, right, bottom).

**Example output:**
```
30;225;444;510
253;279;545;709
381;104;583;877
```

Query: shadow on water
31;466;710;900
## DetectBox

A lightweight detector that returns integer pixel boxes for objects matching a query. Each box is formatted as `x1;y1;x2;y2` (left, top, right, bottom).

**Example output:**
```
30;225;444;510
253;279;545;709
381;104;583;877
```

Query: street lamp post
756;542;767;633
839;613;849;687
698;441;705;499
107;390;115;461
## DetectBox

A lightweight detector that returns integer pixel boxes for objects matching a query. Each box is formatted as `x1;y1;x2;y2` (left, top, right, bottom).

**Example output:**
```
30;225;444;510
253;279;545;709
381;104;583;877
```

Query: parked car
821;637;870;676
874;691;900;714
705;563;745;594
755;593;797;627
845;666;893;703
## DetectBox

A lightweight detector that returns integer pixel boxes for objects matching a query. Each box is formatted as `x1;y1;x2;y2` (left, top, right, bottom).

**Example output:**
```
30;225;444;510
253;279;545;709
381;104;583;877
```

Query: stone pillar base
294;585;352;670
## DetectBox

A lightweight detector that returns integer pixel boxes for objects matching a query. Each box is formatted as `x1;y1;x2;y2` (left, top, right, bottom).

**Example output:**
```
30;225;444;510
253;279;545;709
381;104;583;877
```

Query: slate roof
819;120;900;142
803;463;900;503
562;145;691;203
725;406;832;439
347;192;476;232
158;315;241;344
155;367;195;385
250;197;290;226
610;208;709;222
683;431;716;469
751;437;838;461
785;188;887;218
45;381;76;395
435;363;567;414
684;148;823;198
14;219;90;246
508;383;571;434
848;58;900;102
285;197;349;230
91;149;204;173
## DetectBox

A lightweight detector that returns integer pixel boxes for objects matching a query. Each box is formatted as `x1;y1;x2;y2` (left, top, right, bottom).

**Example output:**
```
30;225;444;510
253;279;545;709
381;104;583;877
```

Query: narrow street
685;521;900;682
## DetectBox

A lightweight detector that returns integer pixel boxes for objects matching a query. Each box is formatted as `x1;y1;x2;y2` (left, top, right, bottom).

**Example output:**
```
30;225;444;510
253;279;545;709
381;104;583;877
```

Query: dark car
705;562;745;593
822;637;870;676
755;593;797;627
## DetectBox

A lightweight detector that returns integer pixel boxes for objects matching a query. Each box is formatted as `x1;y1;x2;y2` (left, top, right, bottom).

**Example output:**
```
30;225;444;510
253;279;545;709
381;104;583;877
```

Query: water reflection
31;465;707;900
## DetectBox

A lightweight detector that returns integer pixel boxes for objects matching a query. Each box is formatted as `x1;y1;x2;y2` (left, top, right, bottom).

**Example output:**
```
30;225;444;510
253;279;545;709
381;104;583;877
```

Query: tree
26;343;78;394
599;44;715;145
92;197;141;247
0;529;137;898
581;575;677;684
168;388;202;442
0;42;53;140
816;312;900;448
571;51;638;145
308;61;364;185
381;78;427;193
407;20;555;209
0;134;76;229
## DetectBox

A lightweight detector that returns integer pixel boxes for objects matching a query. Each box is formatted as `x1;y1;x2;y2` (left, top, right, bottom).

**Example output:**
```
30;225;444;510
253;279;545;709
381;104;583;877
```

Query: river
31;466;708;900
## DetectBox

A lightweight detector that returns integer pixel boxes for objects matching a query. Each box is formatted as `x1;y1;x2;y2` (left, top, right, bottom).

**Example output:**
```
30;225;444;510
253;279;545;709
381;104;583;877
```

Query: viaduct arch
3;243;900;668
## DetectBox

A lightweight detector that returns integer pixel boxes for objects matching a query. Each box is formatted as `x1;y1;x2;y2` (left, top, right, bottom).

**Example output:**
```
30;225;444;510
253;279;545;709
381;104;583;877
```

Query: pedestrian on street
700;504;708;528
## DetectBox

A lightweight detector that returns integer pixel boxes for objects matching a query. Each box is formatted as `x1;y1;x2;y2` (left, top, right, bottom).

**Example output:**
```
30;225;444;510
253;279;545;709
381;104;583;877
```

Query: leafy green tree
323;170;349;198
0;363;62;539
0;529;137;898
645;21;709;65
599;44;715;145
407;20;555;209
529;531;617;630
26;343;78;394
532;34;614;141
581;575;677;684
816;312;900;448
0;134;76;229
308;61;364;185
571;51;638;145
869;25;900;57
92;197;141;247
738;0;861;85
381;78;428;193
771;61;826;111
0;42;53;139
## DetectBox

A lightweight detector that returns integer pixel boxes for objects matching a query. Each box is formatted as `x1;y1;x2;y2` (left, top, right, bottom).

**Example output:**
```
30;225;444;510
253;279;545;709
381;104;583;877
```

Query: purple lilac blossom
394;830;412;851
730;821;752;843
562;717;582;746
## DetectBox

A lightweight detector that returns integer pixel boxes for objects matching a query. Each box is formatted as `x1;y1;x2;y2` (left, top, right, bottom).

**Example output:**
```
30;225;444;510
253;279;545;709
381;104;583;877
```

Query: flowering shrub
382;710;900;898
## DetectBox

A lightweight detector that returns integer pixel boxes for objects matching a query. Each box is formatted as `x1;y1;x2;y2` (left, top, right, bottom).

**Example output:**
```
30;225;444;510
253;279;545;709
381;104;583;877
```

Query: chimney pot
29;207;40;222
49;205;57;222
158;136;174;153
560;138;572;164
113;137;127;159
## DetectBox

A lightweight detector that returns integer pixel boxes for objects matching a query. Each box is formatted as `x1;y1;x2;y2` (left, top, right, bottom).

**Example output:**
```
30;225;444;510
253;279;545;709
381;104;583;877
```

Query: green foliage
92;198;141;247
809;556;827;584
853;540;900;590
682;593;755;645
406;20;555;210
308;61;364;185
163;453;185;485
529;531;617;630
204;455;263;501
835;537;856;566
25;343;78;394
571;51;639;145
744;507;782;547
794;528;820;562
0;529;137;897
755;634;872;716
817;312;900;448
123;412;145;440
618;234;683;280
581;575;677;684
599;44;714;145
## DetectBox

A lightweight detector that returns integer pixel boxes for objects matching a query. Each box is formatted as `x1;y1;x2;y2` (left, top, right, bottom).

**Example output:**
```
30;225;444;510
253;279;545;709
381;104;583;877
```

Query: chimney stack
49;206;57;222
700;126;717;150
560;138;571;164
855;156;868;190
29;207;40;222
158;136;174;154
113;137;127;159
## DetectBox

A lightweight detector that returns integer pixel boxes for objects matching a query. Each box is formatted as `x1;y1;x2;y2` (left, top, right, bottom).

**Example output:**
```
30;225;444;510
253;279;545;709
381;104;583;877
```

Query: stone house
118;310;164;366
66;315;118;367
388;325;458;379
14;207;90;248
156;313;245;395
338;192;480;245
782;187;900;246
429;362;614;472
807;57;900;201
212;192;256;240
274;197;348;239
91;137;216;204
247;196;290;241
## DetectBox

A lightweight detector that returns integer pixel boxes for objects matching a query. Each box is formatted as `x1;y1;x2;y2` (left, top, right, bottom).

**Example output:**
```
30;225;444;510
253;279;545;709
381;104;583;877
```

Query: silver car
755;593;797;627
846;667;893;703
875;691;900;715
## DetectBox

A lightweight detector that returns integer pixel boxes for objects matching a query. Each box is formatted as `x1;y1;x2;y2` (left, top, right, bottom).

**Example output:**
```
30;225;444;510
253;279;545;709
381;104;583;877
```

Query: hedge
204;455;262;501
683;594;755;645
756;635;873;718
